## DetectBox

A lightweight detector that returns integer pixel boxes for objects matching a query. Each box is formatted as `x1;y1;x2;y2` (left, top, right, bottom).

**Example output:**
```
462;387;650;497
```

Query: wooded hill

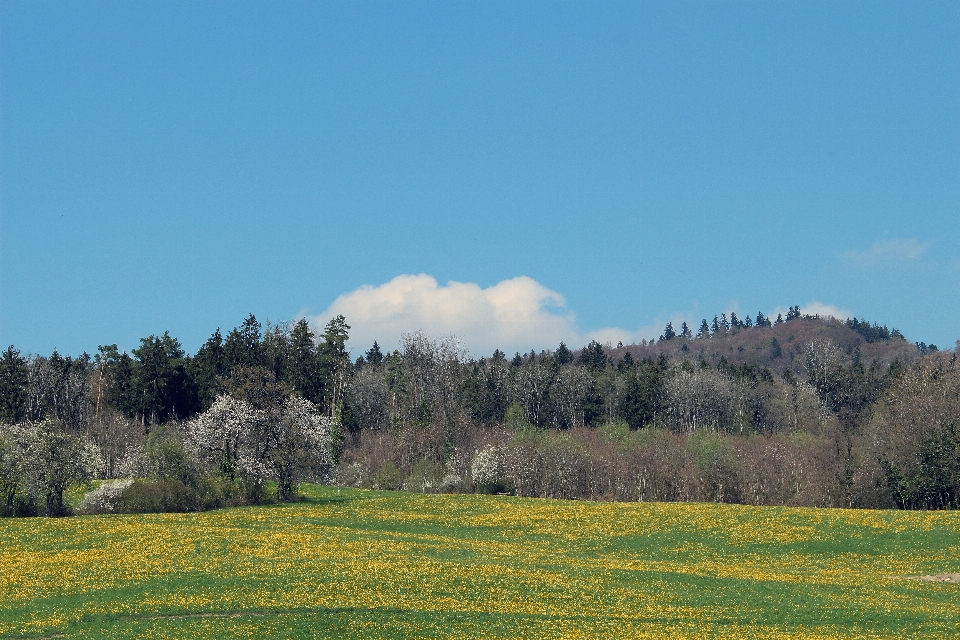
1;309;957;516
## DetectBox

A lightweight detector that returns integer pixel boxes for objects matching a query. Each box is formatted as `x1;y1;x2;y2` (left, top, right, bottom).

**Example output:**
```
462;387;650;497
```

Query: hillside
2;486;958;639
609;316;925;376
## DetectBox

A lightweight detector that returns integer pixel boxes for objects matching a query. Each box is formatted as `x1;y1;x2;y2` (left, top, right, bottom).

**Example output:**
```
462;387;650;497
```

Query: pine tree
770;337;783;359
365;341;384;365
697;319;710;339
224;314;264;369
0;346;28;422
578;341;607;371
190;329;226;410
287;319;321;402
660;322;676;341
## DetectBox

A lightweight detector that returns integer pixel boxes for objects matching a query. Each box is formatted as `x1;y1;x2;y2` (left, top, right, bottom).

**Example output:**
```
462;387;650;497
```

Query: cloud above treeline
771;302;854;322
844;238;930;267
307;274;648;357
307;274;857;357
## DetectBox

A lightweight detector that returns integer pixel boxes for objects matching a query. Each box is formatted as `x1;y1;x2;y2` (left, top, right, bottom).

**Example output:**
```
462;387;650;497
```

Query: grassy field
1;486;959;639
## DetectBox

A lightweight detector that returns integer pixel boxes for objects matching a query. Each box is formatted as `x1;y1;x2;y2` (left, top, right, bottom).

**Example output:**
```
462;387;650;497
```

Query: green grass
2;486;959;638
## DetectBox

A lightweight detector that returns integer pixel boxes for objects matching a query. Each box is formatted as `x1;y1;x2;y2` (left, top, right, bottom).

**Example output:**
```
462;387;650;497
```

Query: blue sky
2;1;958;357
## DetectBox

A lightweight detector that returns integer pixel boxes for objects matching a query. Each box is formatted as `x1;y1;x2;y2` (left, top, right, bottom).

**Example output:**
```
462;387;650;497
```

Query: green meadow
2;486;958;639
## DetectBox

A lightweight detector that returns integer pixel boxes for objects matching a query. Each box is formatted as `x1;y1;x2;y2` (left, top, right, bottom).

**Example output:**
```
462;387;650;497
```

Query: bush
372;461;402;490
109;476;257;514
112;479;195;513
78;479;135;514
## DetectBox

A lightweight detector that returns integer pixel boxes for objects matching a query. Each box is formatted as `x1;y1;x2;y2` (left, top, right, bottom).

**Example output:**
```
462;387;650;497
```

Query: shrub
78;479;135;514
372;461;402;490
109;476;255;514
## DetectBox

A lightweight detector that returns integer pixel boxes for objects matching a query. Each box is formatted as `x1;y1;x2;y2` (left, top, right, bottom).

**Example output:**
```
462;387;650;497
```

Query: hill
2;486;958;639
608;315;924;376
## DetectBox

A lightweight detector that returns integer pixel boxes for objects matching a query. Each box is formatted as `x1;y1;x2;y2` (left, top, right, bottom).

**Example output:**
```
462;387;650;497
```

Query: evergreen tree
106;351;138;419
555;342;573;365
697;319;710;339
190;330;226;409
131;332;199;427
318;315;351;417
660;322;676;341
578;341;607;371
770;337;783;359
0;346;28;423
680;322;693;338
617;355;667;428
287;319;321;402
224;314;264;369
365;341;384;365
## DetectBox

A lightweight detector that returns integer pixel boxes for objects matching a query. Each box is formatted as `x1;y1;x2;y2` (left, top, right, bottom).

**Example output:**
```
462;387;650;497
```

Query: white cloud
800;301;853;320
844;238;930;267
771;301;853;321
308;274;596;356
588;311;701;347
308;275;861;358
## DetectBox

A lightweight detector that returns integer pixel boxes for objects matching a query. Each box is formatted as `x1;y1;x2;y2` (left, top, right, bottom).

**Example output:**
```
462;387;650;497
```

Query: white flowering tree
260;395;335;500
0;423;29;515
185;394;263;479
186;393;335;500
470;443;507;493
21;419;100;516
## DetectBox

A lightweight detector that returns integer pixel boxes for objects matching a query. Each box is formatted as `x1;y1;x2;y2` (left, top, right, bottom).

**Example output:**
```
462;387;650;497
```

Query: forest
1;308;957;516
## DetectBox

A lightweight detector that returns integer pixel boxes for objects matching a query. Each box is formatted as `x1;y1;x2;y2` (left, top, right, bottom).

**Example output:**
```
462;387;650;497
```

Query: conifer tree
697;319;710;339
660;322;676;341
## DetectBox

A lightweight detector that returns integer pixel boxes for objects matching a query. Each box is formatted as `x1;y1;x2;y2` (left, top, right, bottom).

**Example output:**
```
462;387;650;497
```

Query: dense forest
1;308;957;516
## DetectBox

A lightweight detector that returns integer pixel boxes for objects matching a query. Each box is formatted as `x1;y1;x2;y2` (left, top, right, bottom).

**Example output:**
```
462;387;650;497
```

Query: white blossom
78;479;134;514
470;444;504;487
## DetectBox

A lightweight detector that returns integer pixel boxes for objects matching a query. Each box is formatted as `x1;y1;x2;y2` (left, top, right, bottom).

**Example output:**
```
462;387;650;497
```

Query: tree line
1;308;957;516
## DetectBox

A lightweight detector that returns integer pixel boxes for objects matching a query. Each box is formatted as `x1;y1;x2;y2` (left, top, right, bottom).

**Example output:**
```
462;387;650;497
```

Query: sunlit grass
2;487;959;638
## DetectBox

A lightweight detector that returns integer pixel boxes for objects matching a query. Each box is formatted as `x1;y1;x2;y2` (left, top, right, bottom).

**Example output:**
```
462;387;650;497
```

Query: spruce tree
697;319;710;339
660;322;676;341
